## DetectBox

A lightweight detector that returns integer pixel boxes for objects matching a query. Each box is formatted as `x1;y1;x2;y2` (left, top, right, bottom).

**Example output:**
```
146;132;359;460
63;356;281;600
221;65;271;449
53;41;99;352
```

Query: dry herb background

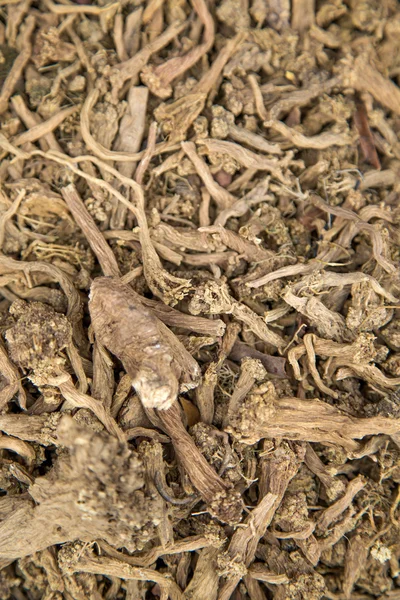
0;0;400;598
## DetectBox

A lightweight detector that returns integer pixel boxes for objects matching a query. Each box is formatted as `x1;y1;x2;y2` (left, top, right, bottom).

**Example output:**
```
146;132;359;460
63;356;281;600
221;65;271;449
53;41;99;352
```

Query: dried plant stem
248;73;268;121
310;195;396;274
268;78;340;120
58;14;75;34
182;142;235;209
45;0;119;15
0;413;59;445
61;184;120;278
0;133;27;160
0;436;35;466
183;547;220;600
228;394;400;450
199;224;276;264
145;4;164;40
342;534;371;600
81;88;177;163
231;303;284;348
290;271;397;303
291;0;315;32
11;96;62;152
105;228;183;266
135;122;157;185
199;189;211;227
198;139;286;180
335;363;400;389
50;372;125;442
316;476;366;533
154;470;197;506
346;57;400;116
354;99;381;170
66;25;96;88
5;0;30;47
113;86;149;227
48;61;81;99
157;402;243;524
13;105;78;148
229;124;281;155
247;566;289;584
194;32;245;96
217;493;280;599
91;342;114;410
303;333;338;398
142;0;165;24
125;427;169;443
229;341;287;377
141;0;215;98
99;533;223;569
111;20;187;101
196;322;241;423
81;88;140;163
123;7;143;57
305;443;345;500
223;358;266;427
0;15;35;115
141;297;225;337
264;119;353;149
66;342;88;394
0;340;26;409
152;222;215;253
71;553;184;600
113;13;128;62
0;190;24;251
0;254;83;347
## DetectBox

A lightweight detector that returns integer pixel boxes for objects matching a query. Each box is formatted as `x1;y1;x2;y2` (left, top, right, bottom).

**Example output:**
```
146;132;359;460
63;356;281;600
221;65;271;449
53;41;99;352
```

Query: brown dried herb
0;1;400;597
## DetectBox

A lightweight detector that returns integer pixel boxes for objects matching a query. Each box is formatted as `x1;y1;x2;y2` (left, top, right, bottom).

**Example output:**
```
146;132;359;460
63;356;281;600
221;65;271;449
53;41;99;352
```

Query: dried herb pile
0;0;400;598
